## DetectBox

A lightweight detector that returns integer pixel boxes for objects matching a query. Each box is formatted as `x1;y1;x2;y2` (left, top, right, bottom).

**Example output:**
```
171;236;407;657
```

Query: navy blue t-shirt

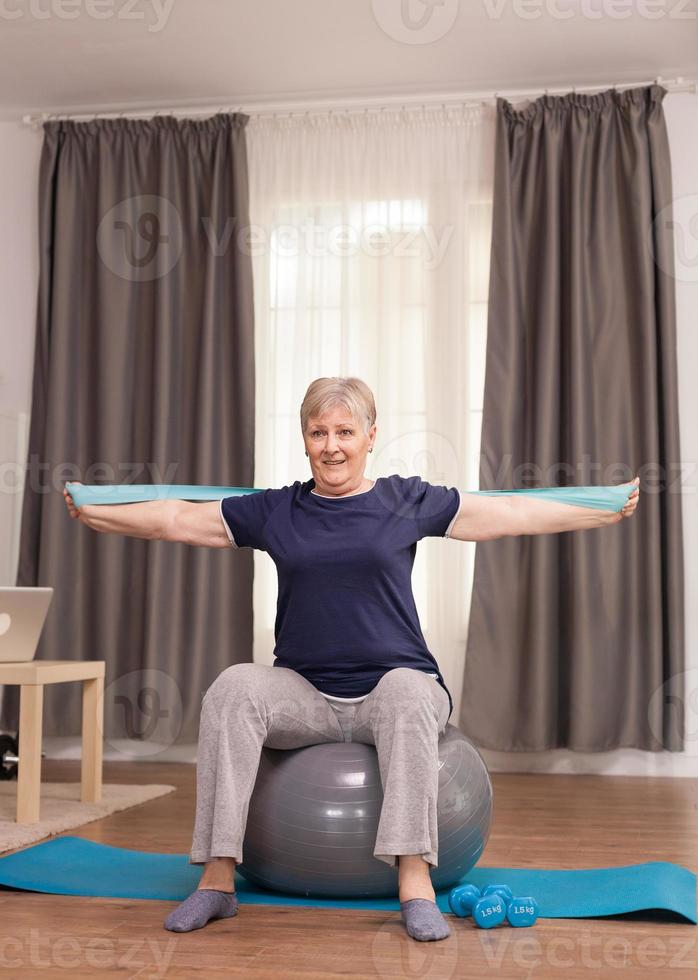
220;474;460;722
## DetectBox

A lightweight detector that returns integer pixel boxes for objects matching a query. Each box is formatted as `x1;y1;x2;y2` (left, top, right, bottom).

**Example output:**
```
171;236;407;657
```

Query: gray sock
400;898;451;941
164;888;239;933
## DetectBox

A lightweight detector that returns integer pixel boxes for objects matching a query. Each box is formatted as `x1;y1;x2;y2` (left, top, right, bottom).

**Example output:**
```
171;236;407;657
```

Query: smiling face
304;403;377;497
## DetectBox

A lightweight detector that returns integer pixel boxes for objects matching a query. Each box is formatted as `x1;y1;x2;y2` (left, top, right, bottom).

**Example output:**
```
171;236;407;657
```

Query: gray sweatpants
190;663;451;869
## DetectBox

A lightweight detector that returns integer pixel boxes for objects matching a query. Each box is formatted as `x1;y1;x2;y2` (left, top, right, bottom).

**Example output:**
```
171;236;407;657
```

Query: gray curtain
5;113;256;745
458;85;685;751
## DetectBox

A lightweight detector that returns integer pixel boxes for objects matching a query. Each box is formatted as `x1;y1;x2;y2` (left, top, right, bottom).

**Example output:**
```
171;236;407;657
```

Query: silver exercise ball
237;723;493;898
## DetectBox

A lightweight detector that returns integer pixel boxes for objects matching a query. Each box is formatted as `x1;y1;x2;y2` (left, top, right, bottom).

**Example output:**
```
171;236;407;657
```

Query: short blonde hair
300;377;376;436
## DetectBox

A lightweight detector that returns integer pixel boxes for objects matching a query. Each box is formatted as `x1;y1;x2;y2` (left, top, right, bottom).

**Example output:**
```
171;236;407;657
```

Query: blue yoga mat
0;837;694;922
66;481;637;512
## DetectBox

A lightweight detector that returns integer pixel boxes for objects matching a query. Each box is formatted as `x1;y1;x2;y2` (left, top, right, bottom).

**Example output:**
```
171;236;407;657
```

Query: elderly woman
63;376;639;943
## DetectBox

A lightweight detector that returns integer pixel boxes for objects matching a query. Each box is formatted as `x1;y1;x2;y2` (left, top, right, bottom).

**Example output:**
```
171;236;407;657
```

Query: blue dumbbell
472;893;507;929
482;884;514;905
506;896;539;927
448;884;481;917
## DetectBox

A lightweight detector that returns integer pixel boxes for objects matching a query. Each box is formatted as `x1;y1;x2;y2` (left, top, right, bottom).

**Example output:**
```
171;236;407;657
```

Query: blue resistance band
66;481;636;512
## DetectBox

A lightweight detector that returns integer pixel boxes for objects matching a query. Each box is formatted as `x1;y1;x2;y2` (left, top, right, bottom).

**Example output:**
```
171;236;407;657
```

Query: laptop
0;587;53;664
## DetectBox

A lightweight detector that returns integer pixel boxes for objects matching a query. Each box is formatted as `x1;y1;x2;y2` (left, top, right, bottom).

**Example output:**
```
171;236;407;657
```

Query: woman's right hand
63;482;83;520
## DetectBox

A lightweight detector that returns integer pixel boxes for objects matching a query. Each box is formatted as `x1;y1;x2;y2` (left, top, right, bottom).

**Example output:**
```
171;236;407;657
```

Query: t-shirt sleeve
403;476;461;539
219;488;288;551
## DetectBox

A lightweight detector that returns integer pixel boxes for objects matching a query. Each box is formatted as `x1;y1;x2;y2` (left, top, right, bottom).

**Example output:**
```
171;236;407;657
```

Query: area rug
0;783;176;853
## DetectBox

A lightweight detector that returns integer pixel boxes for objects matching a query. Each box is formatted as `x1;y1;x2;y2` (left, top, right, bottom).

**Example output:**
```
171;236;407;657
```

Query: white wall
668;91;698;773
0;99;695;773
0;122;41;585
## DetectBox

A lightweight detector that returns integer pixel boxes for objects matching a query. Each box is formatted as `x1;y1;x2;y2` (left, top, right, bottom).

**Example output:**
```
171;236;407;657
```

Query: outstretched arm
449;477;640;542
63;484;231;548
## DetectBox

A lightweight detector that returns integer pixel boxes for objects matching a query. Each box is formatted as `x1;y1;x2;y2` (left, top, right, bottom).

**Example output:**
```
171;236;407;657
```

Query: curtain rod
20;75;697;130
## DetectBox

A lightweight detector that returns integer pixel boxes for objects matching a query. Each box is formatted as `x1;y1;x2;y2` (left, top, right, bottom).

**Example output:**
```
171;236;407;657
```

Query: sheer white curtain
245;105;495;721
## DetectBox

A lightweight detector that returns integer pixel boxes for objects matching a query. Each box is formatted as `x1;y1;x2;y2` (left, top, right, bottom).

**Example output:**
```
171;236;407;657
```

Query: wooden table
0;660;104;823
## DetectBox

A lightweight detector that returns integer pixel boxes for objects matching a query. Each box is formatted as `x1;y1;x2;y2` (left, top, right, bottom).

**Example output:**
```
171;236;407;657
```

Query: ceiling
1;0;697;121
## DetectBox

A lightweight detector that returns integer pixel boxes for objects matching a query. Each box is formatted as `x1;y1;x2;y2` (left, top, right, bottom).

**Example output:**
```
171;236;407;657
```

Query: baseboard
41;736;197;765
481;747;698;778
39;736;698;777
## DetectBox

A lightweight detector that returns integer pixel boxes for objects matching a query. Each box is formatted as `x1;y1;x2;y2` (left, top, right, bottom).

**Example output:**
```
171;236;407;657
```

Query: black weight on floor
0;733;19;780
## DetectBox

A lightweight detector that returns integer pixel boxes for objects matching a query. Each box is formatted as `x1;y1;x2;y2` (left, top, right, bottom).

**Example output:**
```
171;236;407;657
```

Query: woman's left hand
618;476;640;521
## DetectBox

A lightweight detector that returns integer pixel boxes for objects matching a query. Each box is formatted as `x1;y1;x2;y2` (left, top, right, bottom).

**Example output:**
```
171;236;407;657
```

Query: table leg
17;684;44;823
81;675;103;804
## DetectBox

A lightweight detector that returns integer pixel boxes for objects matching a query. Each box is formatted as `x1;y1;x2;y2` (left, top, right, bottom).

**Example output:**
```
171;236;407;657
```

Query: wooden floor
1;760;697;979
